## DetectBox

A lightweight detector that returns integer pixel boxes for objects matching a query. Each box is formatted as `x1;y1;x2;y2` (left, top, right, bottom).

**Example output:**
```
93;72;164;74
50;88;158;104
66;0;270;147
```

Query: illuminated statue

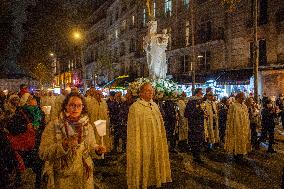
143;20;169;80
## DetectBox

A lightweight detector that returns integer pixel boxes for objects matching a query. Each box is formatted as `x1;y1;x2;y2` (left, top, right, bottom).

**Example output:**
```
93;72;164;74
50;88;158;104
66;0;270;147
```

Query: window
143;8;147;26
109;15;113;26
249;39;267;66
168;28;172;50
183;0;190;8
259;39;267;66
198;51;211;70
132;15;135;26
180;55;189;73
153;0;156;17
197;21;212;43
115;29;119;39
121;20;127;33
120;42;126;56
259;0;268;25
115;11;119;20
129;38;136;53
250;0;268;26
185;21;190;46
164;0;172;16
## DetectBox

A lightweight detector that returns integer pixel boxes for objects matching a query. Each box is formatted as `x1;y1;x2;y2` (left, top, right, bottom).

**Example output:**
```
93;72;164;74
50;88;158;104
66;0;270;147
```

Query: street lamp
73;31;82;41
71;30;87;93
49;52;60;88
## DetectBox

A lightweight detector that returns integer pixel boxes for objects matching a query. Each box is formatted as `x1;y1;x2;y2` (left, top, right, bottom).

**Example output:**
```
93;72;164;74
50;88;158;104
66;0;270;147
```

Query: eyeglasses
68;104;84;109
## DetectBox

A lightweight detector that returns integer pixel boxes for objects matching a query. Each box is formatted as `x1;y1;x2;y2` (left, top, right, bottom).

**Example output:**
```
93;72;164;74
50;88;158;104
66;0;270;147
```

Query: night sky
0;0;101;77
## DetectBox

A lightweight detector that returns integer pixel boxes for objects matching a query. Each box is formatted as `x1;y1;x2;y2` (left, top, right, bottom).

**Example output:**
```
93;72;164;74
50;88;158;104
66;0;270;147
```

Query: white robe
50;95;65;120
204;100;220;144
127;99;172;189
224;102;251;155
86;97;111;151
39;116;99;189
41;96;56;122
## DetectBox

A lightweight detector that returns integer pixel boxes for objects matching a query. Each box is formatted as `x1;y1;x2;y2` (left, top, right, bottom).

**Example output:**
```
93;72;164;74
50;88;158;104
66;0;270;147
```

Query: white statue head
148;20;157;34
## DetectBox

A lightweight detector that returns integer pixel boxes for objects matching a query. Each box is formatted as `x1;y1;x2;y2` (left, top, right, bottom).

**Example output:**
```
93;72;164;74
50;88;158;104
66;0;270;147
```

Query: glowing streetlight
50;53;54;57
73;31;82;40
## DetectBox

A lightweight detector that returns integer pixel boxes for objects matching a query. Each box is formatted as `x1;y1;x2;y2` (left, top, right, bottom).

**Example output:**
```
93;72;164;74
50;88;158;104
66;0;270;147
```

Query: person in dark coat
258;99;278;153
218;97;229;145
163;99;178;153
184;88;205;163
109;92;124;153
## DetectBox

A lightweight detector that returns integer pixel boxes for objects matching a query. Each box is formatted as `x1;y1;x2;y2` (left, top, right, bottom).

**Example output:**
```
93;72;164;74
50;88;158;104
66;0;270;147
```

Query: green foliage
22;62;53;86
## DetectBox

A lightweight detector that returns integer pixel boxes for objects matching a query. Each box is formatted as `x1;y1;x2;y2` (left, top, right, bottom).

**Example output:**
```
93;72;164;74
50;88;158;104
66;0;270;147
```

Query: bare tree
93;45;118;83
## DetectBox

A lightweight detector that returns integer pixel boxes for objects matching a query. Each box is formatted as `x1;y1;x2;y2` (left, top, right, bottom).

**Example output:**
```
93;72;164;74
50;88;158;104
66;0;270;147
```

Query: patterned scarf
57;113;89;144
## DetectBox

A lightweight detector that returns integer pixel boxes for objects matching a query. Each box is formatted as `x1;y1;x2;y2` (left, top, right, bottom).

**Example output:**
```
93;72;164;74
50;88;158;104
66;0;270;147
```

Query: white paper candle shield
42;106;51;115
94;120;107;137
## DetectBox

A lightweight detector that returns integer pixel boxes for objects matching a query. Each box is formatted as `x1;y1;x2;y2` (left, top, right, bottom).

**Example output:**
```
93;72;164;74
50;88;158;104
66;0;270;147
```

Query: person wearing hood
184;88;206;164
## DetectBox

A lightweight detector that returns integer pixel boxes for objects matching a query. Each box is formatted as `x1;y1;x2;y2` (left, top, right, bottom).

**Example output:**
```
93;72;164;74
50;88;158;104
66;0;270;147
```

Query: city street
93;131;284;189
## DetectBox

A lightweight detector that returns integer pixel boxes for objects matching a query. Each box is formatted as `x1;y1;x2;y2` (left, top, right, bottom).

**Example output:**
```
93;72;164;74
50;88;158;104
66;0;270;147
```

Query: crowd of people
0;83;283;189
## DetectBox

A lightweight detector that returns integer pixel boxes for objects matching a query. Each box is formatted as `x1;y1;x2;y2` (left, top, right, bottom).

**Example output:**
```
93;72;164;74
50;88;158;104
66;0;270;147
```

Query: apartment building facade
85;0;284;95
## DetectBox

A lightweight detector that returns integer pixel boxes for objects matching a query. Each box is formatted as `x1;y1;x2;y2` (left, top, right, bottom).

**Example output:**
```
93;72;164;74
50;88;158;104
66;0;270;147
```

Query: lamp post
50;52;59;88
72;30;86;93
190;0;196;95
252;0;259;103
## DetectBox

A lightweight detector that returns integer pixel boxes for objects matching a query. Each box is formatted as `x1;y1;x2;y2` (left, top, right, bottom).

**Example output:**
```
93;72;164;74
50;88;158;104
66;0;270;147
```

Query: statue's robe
224;102;251;155
127;99;172;189
86;96;111;151
204;100;220;144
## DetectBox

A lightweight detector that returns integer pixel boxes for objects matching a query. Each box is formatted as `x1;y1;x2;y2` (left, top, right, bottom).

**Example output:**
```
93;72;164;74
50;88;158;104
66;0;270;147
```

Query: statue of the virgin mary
143;0;169;79
143;20;169;80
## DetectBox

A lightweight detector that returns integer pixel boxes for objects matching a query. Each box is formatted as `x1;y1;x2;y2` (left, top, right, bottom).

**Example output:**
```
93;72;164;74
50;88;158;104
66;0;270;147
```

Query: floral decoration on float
128;78;182;101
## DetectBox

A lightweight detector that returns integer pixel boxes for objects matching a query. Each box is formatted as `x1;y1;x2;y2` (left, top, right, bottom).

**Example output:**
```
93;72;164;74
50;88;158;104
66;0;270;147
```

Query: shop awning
172;72;219;84
172;69;253;85
216;69;253;85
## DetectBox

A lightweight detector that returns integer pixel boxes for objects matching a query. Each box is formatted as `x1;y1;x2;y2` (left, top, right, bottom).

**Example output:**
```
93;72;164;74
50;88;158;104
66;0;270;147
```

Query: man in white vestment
127;83;172;189
204;92;220;146
224;92;251;161
86;90;111;151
